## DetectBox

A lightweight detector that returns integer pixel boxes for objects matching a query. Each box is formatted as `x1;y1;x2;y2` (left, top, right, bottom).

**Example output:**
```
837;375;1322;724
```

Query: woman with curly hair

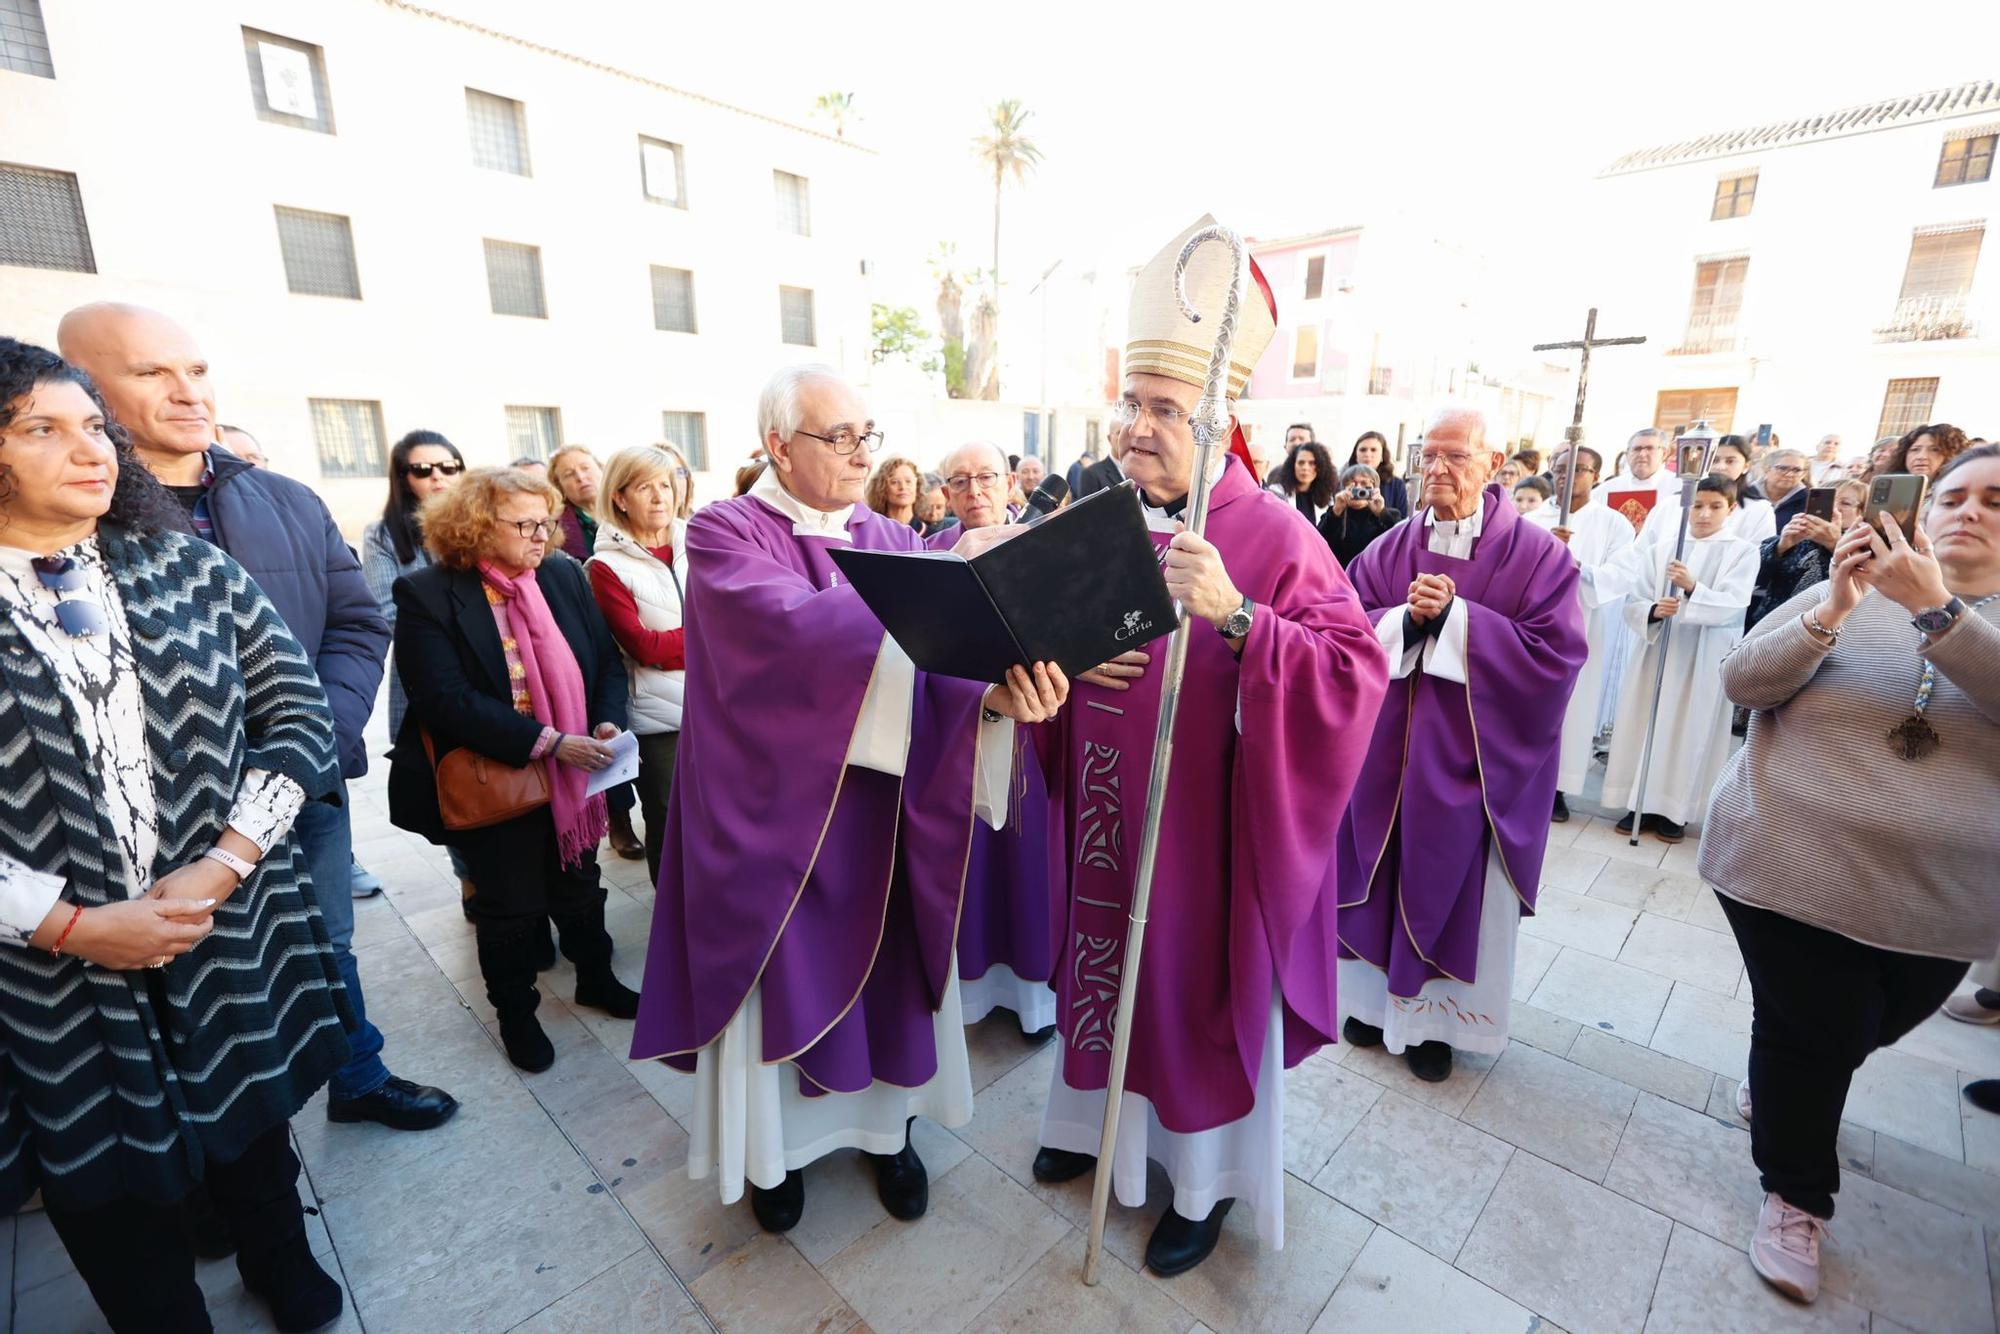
864;454;923;528
1890;422;1969;482
1273;440;1337;525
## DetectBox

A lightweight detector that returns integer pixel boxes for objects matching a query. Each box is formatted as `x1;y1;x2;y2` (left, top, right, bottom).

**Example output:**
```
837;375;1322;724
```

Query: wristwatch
1911;596;1966;639
1219;595;1255;641
203;845;257;881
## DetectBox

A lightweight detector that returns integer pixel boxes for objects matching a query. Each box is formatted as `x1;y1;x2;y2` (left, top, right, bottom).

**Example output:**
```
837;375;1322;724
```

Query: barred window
1877;378;1939;440
466;89;530;176
242;28;332;133
651;266;696;333
779;285;816;345
661;411;708;470
1935;133;1996;188
274;207;359;298
774;170;811;236
309;398;386;478
505;406;562;461
1;0;54;78
0;163;94;272
1897;227;1983;303
640;137;684;206
484;239;546;318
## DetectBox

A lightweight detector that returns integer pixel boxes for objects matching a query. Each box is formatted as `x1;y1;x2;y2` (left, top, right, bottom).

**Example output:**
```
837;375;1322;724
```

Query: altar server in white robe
1639;435;1778;549
1591;427;1685;732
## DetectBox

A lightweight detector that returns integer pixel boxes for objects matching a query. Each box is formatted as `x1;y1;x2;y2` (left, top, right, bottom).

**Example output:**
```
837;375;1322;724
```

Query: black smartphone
1863;473;1928;536
1804;487;1837;522
1756;423;1773;454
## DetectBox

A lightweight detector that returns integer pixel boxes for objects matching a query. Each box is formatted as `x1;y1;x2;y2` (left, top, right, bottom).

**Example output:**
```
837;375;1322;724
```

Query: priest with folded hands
630;364;1068;1236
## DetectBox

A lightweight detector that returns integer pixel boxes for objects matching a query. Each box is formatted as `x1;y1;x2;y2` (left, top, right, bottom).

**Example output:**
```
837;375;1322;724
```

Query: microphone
1016;474;1069;527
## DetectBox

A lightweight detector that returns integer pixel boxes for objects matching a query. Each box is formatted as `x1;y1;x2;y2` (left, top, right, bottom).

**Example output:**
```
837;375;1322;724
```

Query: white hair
1426;403;1494;452
757;363;849;444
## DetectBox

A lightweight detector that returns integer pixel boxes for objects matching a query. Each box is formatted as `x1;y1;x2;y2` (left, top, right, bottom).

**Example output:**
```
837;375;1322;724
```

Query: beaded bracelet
49;902;84;957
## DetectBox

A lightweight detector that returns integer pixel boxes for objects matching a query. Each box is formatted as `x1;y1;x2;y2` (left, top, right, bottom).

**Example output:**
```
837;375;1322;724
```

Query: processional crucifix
1532;308;1647;526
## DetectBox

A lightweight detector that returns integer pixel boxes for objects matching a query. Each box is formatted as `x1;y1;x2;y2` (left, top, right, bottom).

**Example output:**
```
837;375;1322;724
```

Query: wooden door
1654;387;1738;435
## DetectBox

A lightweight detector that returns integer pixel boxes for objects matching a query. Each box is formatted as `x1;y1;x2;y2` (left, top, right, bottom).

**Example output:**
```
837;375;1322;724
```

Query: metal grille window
309;398;386;478
484;239;546;318
242;28;333;133
1678;256;1748;352
505;406;562;461
651;266;696;333
0;163;94;272
1;0;54;78
466;89;530;176
774;170;811;236
274;207;359;298
640;137;685;206
661;411;708;470
1877;378;1939;440
1935;133;1996;188
1711;172;1757;220
779;285;816;345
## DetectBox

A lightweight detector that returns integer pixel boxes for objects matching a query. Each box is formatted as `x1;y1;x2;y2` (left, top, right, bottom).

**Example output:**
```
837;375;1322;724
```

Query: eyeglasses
403;461;466;479
30;555;111;638
1417;450;1477;471
945;470;1004;493
794;427;884;455
503;519;559;539
1112;400;1193;429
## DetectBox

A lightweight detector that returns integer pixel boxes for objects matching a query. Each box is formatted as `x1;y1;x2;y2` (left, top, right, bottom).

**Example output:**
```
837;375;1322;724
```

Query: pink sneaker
1735;1078;1752;1122
1749;1192;1827;1303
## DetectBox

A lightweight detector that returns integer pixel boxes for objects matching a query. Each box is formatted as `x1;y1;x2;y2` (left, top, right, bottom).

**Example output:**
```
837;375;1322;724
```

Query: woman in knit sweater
1700;444;2000;1306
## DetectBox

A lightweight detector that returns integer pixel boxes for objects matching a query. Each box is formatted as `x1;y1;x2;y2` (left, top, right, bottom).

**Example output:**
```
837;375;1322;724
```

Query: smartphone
1756;423;1773;454
1803;487;1838;522
1863;473;1928;536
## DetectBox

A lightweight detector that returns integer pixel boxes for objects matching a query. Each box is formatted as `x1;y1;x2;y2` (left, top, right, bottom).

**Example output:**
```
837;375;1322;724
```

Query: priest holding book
1027;218;1390;1277
630;365;1069;1236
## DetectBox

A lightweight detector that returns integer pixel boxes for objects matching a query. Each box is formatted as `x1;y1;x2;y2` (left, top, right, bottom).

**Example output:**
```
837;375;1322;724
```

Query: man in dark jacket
61;303;459;1134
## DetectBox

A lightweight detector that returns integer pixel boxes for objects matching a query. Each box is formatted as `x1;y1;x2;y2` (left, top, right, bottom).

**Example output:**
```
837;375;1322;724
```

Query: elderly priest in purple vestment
630;365;1070;1235
1026;218;1391;1278
1337;405;1588;1083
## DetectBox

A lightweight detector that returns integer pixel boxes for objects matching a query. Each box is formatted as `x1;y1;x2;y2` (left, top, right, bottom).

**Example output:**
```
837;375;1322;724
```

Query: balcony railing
1669;310;1741;355
1876;292;1976;342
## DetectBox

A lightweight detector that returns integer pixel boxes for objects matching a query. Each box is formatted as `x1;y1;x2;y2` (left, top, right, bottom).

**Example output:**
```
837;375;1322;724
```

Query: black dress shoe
575;970;641;1019
1552;792;1570;823
1614;811;1635;834
1024;1023;1057;1045
1145;1199;1233;1277
609;808;645;861
239;1238;344;1332
1654;818;1686;844
751;1169;805;1232
326;1076;460;1131
1342;1016;1383;1048
866;1136;929;1220
1965;1079;2000;1115
1406;1041;1454;1083
1031;1146;1096;1183
498;1015;555;1073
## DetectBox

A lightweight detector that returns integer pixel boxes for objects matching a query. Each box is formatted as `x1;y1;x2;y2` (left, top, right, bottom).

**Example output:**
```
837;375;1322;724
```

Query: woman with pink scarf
387;467;640;1072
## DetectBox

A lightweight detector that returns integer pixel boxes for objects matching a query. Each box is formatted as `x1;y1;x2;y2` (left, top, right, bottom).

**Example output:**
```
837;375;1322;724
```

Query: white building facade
1580;81;2000;456
0;0;875;527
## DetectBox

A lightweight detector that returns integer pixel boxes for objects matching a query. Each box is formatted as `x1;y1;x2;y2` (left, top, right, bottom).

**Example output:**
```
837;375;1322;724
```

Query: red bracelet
50;902;85;957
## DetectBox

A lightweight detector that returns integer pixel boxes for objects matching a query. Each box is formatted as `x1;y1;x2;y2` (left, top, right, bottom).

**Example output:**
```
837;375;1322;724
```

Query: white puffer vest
587;522;688;734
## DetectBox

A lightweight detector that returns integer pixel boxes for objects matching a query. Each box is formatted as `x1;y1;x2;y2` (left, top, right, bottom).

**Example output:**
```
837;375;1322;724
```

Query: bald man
60;303;458;1134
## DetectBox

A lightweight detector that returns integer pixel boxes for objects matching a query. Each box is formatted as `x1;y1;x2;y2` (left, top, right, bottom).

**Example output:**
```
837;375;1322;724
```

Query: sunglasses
403;461;466;479
31;556;111;638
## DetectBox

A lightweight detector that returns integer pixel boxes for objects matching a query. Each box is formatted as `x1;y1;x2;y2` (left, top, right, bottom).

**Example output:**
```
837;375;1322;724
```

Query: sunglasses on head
30;556;111;638
403;461;466;479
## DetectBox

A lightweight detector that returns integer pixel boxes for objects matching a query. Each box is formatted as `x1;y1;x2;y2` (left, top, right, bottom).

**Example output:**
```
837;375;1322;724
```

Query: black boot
178;1182;237;1258
476;919;552;1072
864;1119;928;1220
752;1169;805;1232
1552;792;1570;823
212;1131;343;1333
533;916;557;972
1145;1199;1233;1277
1032;1146;1095;1183
238;1238;344;1332
1342;1016;1383;1048
551;901;639;1018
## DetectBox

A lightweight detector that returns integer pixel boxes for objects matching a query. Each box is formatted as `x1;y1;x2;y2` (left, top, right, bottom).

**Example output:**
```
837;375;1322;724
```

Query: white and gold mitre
1123;214;1278;400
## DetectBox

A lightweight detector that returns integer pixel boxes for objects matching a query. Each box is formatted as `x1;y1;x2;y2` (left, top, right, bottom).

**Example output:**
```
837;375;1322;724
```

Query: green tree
870;303;937;373
812;91;857;138
972;99;1042;300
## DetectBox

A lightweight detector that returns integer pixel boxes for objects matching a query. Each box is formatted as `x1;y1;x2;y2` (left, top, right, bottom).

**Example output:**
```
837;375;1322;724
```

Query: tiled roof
1603;80;1999;175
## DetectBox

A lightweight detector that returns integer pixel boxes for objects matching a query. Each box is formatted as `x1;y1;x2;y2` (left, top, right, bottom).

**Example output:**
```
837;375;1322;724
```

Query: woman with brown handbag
388;467;640;1072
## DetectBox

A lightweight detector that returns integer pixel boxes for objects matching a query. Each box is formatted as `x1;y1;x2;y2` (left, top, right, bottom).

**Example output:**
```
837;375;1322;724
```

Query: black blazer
386;553;629;845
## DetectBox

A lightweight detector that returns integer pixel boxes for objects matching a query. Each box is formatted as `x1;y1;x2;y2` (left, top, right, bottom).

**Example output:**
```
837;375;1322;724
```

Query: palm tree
813;91;856;139
973;99;1042;300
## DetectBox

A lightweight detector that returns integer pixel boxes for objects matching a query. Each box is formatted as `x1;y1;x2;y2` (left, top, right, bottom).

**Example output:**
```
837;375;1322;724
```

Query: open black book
829;481;1178;684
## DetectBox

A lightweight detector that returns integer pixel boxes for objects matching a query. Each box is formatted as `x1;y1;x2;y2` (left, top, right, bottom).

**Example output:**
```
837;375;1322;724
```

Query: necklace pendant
1889;714;1941;761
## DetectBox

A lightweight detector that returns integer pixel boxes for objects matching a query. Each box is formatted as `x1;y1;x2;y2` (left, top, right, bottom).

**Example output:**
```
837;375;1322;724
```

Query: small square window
661;411;708;470
774;170;811;236
0;162;95;272
1711;172;1757;220
241;28;332;133
274;206;360;298
309;398;386;478
1935;133;1996;188
505;406;562;461
779;285;816;345
466;88;530;176
1;0;55;78
484;239;546;318
640;137;685;207
651;266;696;333
1303;255;1326;301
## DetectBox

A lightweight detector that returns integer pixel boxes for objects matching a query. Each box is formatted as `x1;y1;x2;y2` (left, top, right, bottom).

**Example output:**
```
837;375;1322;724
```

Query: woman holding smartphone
1745;479;1863;628
1698;444;2000;1306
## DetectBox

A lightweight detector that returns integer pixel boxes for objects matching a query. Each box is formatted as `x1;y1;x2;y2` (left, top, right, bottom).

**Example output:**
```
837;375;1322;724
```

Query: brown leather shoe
608;809;644;861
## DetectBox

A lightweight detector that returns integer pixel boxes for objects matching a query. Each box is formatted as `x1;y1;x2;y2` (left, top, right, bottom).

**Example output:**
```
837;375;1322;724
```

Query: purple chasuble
630;494;986;1096
1036;459;1389;1133
1336;484;1586;996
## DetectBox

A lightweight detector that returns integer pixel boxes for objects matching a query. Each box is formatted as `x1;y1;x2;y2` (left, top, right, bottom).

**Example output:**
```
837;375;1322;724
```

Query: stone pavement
6;752;1998;1332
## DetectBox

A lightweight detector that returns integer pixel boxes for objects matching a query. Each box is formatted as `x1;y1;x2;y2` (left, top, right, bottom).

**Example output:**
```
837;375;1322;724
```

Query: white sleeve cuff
0;851;66;949
846;634;916;777
1375;611;1424;681
1421;597;1470;685
972;716;1016;831
226;769;309;855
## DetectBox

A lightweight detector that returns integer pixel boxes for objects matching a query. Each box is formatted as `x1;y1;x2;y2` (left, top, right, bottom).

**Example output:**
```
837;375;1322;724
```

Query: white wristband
203;846;256;882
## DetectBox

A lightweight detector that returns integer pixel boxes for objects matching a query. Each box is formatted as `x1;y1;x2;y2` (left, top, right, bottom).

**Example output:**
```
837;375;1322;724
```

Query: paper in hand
584;729;640;797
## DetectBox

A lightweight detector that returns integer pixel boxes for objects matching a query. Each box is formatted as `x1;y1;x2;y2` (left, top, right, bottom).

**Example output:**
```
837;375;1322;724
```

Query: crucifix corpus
1533;308;1647;526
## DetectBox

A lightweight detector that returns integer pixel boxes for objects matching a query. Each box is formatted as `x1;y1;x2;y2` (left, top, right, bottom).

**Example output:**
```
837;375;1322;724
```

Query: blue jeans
294;787;391;1101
